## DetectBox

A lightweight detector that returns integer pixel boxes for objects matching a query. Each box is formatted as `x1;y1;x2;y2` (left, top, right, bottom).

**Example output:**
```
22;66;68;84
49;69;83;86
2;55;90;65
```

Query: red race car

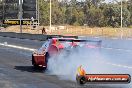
32;37;102;69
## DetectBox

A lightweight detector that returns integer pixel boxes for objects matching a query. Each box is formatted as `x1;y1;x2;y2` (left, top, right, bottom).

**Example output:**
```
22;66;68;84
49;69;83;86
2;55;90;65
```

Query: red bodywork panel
32;45;60;67
33;54;46;67
48;44;59;56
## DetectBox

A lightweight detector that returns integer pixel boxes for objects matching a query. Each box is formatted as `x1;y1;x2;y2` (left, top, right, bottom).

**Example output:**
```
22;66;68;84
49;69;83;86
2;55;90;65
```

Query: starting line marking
0;42;35;51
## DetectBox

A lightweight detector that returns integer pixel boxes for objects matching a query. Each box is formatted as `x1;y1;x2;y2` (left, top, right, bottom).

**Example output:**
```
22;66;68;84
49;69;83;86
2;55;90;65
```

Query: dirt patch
1;25;132;38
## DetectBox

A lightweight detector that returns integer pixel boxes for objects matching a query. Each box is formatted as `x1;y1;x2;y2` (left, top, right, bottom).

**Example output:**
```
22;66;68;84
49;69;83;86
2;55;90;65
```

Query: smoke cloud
47;47;132;87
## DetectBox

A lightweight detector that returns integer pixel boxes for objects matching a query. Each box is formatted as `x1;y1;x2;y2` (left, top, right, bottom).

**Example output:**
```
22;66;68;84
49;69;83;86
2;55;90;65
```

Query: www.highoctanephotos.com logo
76;74;131;85
76;66;131;85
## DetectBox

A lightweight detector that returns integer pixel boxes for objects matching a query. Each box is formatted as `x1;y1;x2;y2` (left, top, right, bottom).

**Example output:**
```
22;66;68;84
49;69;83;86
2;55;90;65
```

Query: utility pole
19;0;23;33
121;0;123;28
36;0;39;26
121;0;123;39
37;0;40;26
50;0;52;32
2;0;5;24
36;0;37;20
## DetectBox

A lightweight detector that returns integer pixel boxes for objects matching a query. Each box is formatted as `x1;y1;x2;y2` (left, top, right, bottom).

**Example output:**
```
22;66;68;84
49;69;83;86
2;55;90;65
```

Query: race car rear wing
58;39;101;42
47;35;78;39
58;39;102;46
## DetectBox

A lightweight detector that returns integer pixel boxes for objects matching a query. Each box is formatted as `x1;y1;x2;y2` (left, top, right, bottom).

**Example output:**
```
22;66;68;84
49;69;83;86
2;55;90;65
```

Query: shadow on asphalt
14;66;129;88
74;84;128;88
14;66;46;73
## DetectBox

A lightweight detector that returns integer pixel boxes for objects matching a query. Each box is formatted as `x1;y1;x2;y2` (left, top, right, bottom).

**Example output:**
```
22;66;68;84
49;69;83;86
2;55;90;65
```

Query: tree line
39;0;132;28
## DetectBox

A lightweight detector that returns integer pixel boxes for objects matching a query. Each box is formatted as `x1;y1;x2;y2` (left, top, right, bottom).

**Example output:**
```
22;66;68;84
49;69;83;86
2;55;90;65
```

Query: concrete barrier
0;32;78;41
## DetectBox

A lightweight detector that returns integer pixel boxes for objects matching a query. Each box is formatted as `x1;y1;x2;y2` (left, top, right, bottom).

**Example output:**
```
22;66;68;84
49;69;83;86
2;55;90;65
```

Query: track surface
0;36;131;88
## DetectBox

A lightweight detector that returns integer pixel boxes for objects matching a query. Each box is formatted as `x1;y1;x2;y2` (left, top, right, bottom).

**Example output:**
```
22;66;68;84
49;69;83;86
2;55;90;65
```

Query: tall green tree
38;0;131;27
39;0;50;25
103;4;130;27
127;0;132;25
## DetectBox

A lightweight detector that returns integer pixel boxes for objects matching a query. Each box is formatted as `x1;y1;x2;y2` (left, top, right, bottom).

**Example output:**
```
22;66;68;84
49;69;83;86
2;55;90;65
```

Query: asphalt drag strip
0;36;131;88
1;47;128;88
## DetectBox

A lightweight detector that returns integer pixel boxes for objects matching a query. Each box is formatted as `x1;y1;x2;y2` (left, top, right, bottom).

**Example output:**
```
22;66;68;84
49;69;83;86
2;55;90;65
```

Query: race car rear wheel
45;52;50;64
32;54;34;65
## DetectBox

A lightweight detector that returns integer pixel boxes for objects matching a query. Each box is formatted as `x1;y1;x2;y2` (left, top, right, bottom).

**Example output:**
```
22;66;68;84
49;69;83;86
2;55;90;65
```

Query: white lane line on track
0;42;35;51
127;38;132;40
0;42;132;52
97;61;132;69
101;47;132;52
94;37;100;39
79;36;132;40
111;38;118;40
